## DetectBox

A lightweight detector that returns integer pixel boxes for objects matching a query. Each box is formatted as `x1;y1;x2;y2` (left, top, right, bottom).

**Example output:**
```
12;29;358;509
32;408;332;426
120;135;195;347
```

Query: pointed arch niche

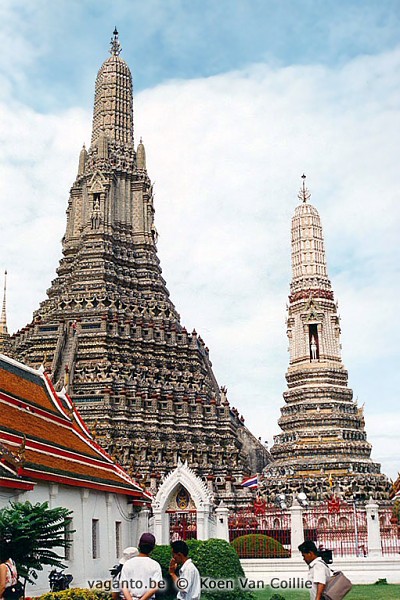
152;459;214;544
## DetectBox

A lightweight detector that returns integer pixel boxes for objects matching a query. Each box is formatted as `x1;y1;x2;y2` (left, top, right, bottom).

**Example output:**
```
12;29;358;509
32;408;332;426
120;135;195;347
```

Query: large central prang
11;31;269;506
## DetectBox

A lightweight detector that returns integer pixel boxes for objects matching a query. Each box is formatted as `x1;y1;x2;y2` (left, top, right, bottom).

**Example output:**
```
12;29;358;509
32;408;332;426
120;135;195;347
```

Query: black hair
298;540;318;554
171;540;189;556
0;543;12;563
139;542;155;555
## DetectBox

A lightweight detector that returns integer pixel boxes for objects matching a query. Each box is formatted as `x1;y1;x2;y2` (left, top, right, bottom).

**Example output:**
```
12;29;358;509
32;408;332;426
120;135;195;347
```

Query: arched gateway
152;459;216;544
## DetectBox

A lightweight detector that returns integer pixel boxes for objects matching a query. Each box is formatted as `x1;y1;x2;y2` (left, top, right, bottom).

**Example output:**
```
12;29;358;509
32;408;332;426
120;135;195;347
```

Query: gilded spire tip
298;173;311;203
110;27;122;56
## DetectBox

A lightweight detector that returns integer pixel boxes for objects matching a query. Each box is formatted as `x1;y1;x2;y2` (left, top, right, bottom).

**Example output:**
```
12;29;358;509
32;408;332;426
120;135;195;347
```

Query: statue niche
309;324;319;361
91;193;102;229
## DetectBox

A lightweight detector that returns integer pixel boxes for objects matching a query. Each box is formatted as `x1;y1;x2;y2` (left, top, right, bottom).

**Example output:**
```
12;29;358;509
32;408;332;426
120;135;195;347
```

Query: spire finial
298;173;311;203
110;27;122;56
0;270;8;335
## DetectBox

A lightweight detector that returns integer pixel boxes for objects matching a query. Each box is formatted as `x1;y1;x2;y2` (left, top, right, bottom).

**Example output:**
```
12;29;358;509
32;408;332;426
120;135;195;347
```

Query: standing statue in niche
310;336;318;361
91;195;101;229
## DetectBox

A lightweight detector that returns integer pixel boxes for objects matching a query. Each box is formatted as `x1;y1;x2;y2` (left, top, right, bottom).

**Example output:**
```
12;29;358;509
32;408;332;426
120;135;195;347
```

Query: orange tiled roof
0;396;102;459
0;354;150;500
0;359;61;415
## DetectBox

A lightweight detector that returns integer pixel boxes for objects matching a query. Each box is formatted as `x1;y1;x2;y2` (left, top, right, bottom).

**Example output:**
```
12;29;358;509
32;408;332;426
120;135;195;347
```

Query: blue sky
4;0;400;108
1;0;399;480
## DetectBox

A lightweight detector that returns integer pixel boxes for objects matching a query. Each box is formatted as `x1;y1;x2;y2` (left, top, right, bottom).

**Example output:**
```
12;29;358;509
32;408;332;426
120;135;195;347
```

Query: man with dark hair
169;540;201;600
298;540;331;600
121;533;162;600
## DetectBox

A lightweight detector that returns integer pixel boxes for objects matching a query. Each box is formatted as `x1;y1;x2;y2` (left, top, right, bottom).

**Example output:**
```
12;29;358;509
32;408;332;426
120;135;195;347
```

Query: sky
0;0;399;480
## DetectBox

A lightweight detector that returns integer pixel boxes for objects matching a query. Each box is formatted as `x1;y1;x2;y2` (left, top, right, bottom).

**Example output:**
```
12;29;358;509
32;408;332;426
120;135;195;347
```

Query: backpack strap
322;559;337;575
5;562;17;585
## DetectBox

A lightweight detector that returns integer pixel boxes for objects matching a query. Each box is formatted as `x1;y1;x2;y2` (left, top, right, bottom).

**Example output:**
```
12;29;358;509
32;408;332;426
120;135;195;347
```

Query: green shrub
151;538;253;600
37;590;110;600
231;534;290;559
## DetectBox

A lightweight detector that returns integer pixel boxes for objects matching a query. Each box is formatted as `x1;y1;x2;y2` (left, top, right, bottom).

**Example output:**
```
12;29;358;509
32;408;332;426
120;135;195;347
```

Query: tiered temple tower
10;31;269;506
263;177;390;501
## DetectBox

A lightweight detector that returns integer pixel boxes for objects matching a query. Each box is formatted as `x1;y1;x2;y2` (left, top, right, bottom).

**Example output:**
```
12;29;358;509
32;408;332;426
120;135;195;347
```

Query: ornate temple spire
0;270;8;336
10;35;270;509
0;269;11;356
91;29;134;146
262;179;390;502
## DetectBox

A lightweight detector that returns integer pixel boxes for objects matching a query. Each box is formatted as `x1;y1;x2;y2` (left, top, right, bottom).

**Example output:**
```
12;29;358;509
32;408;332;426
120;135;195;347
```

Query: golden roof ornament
110;27;122;56
298;173;311;203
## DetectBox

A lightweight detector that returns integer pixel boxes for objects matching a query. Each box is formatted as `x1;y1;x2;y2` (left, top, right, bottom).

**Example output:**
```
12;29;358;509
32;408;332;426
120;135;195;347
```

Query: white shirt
307;557;331;600
177;558;201;600
120;556;162;600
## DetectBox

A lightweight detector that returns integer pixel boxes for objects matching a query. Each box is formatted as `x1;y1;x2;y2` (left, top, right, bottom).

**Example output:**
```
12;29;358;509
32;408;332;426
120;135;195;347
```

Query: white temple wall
0;482;141;596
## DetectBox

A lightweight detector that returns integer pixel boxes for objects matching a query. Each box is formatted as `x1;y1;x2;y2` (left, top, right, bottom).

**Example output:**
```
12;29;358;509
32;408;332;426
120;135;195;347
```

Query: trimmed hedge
231;534;290;558
152;538;254;600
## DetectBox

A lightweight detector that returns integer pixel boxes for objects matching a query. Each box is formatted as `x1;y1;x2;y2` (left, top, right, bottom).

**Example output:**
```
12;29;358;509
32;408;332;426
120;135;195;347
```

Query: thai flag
241;474;258;489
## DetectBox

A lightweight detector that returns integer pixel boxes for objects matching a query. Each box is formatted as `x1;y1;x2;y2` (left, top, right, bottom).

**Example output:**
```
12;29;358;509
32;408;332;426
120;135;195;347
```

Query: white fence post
289;498;304;556
366;498;382;557
215;501;230;541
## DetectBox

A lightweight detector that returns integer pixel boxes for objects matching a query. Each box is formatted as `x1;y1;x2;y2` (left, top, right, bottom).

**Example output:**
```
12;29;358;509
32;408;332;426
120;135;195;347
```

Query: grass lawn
254;584;400;599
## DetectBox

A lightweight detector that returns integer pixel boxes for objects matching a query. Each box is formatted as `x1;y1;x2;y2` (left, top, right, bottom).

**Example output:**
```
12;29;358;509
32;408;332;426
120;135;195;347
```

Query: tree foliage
0;501;73;584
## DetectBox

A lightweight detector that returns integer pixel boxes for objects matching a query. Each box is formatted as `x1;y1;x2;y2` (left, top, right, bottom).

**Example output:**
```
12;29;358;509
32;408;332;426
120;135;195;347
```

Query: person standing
298;540;331;600
121;533;162;600
111;547;139;600
169;540;201;600
0;546;20;600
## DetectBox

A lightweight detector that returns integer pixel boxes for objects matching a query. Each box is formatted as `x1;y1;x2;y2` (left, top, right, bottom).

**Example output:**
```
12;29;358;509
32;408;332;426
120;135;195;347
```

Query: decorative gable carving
88;171;108;194
153;458;214;512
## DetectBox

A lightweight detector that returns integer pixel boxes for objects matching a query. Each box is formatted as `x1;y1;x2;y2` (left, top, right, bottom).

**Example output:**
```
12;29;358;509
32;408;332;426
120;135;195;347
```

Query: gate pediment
153;458;213;512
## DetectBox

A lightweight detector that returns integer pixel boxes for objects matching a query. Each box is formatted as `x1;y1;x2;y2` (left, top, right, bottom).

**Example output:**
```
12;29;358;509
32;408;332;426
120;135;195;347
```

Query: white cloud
1;47;399;479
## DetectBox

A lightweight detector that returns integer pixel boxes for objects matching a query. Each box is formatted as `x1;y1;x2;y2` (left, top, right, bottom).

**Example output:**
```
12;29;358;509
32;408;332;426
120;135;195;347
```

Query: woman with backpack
0;545;22;600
